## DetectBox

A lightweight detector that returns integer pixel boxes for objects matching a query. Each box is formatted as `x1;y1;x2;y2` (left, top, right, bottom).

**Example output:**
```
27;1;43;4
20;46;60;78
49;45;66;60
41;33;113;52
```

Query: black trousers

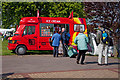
62;43;68;57
77;50;87;63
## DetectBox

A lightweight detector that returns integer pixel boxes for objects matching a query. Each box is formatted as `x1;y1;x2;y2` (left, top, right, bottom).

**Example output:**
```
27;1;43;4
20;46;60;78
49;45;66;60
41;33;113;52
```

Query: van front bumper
7;43;17;50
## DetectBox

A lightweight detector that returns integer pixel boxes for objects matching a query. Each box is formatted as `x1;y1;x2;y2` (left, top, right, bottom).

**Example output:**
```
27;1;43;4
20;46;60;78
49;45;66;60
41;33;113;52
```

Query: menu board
41;29;51;36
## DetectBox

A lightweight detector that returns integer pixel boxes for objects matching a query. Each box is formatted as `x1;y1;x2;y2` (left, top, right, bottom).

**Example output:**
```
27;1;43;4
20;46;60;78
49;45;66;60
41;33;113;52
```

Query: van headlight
8;40;17;44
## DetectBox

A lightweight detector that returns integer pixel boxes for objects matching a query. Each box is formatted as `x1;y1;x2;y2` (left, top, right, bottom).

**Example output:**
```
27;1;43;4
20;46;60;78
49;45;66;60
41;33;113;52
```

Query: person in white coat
96;25;109;66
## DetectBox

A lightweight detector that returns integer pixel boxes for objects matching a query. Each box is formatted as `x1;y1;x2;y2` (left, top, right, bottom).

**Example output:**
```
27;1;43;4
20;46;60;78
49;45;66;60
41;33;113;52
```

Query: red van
8;11;87;55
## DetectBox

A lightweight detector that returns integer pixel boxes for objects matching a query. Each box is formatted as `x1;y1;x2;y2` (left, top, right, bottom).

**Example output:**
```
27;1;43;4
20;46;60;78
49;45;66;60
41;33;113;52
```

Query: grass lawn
1;39;53;56
1;39;15;55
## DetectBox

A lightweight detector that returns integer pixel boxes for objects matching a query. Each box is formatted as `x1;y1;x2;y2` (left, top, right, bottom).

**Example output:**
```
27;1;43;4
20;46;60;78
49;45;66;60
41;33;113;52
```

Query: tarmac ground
1;55;120;79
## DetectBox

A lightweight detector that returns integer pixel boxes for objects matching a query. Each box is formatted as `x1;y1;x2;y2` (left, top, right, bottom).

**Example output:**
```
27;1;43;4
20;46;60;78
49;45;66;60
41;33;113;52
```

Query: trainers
76;60;79;64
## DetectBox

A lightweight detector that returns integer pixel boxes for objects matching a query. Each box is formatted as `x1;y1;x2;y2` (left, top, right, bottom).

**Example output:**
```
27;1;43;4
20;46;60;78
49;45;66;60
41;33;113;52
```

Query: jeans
77;50;87;63
53;46;59;57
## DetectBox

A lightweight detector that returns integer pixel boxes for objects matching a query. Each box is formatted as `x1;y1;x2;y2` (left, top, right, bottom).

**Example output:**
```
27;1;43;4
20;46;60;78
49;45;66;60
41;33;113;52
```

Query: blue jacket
52;33;61;47
74;33;88;50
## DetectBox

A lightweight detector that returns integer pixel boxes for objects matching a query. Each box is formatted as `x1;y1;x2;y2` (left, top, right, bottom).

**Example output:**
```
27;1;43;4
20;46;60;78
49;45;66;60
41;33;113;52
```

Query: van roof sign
20;17;39;24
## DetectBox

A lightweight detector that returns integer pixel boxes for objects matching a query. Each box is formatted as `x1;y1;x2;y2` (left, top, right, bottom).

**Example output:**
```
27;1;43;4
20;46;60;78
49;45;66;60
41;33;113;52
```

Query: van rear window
74;24;85;32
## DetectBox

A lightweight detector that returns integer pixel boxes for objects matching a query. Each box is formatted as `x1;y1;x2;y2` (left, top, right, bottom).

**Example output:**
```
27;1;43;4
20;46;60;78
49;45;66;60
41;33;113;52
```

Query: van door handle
34;37;37;38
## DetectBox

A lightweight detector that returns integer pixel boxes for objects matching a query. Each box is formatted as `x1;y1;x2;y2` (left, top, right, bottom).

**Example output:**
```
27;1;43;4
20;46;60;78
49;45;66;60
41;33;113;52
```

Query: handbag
68;46;78;58
87;44;92;52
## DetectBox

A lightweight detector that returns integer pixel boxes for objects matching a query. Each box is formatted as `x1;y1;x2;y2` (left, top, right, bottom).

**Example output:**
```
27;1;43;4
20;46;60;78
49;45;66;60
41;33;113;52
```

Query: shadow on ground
25;51;52;55
108;62;120;65
1;73;34;80
86;61;120;65
2;72;14;79
11;50;53;55
85;62;98;64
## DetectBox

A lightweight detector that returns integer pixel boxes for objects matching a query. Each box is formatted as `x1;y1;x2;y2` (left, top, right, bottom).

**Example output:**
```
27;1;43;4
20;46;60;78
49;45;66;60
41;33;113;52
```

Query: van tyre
15;45;26;55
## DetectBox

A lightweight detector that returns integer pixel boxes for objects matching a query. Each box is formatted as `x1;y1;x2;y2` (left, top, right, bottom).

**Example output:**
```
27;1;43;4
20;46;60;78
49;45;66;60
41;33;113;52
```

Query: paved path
2;55;120;79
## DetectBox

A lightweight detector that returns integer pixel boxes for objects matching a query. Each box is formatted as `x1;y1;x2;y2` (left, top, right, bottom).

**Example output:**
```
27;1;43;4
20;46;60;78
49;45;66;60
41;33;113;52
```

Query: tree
47;2;85;18
2;2;85;29
2;2;37;28
84;2;120;57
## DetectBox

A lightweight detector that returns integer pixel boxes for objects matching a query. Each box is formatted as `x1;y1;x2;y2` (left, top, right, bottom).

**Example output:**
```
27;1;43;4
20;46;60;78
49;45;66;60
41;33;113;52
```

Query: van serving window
74;24;85;32
40;24;69;37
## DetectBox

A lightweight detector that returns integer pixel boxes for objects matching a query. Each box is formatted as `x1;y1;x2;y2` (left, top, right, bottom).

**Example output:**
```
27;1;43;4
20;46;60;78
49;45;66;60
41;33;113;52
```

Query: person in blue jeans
74;28;88;64
52;31;61;57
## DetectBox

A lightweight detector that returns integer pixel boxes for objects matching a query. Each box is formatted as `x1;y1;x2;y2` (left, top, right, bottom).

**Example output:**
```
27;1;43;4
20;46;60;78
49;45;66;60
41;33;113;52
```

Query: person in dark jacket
61;28;68;57
52;31;61;57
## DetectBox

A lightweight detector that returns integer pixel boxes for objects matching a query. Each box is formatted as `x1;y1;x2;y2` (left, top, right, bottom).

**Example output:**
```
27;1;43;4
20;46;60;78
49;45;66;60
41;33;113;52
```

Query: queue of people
52;27;69;57
51;25;111;66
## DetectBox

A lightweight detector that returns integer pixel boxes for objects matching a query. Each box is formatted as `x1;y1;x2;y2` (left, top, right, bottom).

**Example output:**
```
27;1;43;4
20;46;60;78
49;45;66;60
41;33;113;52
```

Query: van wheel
15;45;26;55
